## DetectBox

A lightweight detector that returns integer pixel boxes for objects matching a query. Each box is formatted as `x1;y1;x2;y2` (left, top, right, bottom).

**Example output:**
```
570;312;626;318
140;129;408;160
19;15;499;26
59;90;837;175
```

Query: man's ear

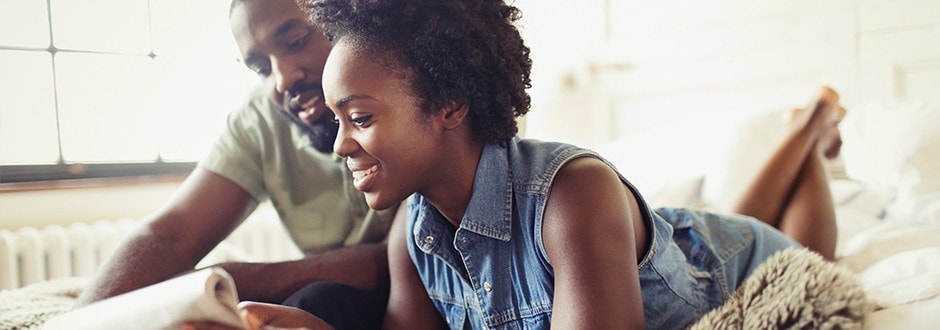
439;101;470;131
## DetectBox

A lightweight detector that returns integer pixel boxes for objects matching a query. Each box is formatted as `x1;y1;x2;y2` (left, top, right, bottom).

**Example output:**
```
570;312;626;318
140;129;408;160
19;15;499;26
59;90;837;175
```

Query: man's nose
271;58;304;95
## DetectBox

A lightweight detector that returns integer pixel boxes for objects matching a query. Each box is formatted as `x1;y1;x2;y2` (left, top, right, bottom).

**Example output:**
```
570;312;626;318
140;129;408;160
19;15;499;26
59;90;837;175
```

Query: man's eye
249;65;270;77
288;34;309;51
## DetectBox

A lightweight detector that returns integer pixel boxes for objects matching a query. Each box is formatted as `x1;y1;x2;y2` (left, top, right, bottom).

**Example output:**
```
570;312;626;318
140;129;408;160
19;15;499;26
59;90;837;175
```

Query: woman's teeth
352;164;379;181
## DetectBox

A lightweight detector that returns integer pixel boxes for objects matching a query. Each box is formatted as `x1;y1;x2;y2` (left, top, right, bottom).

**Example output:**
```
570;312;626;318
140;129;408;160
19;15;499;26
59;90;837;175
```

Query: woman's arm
542;157;646;329
382;201;448;329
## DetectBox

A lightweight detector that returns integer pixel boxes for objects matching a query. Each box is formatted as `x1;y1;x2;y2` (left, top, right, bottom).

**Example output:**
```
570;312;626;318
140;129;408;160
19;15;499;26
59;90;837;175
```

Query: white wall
516;0;940;149
3;0;939;229
0;180;182;230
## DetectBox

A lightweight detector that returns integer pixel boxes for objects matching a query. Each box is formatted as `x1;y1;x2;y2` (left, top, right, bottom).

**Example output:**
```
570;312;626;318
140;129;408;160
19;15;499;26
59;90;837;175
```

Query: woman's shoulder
507;138;610;184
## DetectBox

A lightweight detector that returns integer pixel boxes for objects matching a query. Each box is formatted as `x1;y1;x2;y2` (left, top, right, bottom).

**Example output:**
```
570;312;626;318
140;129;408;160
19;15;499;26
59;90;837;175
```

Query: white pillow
840;100;940;223
830;179;896;219
857;247;940;308
594;121;725;202
837;222;940;273
700;110;788;212
888;191;940;224
648;176;704;208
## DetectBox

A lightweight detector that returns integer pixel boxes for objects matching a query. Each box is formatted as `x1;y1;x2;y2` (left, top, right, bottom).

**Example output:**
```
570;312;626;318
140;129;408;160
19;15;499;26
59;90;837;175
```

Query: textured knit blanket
0;277;86;330
0;248;871;329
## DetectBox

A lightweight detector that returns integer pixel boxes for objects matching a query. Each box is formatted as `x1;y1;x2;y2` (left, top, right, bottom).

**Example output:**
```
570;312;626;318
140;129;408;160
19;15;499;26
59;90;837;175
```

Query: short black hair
306;0;532;144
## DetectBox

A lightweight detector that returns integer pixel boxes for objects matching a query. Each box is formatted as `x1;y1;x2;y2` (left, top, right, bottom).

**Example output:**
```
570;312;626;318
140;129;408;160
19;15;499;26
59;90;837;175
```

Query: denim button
424;235;435;244
459;236;468;244
483;282;492;292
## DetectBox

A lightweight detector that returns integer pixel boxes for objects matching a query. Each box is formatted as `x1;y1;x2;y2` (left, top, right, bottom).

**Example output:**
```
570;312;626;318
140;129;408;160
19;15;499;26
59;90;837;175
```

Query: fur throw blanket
0;249;872;329
0;277;86;330
691;248;873;329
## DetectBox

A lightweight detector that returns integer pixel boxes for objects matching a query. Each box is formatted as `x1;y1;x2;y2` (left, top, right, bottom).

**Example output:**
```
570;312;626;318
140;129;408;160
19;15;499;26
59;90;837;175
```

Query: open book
43;267;246;330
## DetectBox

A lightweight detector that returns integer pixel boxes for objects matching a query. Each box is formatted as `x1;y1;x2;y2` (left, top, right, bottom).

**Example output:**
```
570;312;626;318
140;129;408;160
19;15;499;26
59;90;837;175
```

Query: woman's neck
421;139;485;228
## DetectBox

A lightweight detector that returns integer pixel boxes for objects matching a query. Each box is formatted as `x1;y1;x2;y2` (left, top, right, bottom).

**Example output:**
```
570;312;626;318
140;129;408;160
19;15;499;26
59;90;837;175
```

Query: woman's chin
365;193;398;211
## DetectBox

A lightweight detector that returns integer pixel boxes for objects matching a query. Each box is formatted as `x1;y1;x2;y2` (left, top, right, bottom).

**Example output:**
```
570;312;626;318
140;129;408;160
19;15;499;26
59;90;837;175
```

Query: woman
189;0;842;328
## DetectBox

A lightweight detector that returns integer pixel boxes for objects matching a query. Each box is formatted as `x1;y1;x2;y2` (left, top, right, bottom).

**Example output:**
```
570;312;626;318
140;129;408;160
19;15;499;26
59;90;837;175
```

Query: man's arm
217;196;409;303
216;241;389;303
80;166;403;306
76;168;258;306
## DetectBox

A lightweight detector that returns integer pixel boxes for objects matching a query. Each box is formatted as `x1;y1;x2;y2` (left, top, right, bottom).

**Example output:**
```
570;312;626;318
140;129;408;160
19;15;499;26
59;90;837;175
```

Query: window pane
55;53;159;163
148;0;259;161
152;55;258;161
0;1;51;48
50;0;150;54
150;0;238;57
0;51;59;165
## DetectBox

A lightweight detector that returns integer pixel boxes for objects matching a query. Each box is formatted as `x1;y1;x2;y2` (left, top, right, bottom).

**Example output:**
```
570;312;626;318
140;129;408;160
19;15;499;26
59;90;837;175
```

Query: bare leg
778;150;837;260
732;87;840;260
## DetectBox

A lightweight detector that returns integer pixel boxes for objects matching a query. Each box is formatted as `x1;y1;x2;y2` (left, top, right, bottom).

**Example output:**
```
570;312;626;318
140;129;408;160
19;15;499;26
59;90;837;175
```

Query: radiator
0;212;302;290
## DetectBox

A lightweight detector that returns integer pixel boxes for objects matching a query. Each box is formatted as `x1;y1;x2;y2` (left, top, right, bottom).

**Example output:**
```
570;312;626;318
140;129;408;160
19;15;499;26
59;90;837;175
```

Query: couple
81;0;844;328
189;0;843;329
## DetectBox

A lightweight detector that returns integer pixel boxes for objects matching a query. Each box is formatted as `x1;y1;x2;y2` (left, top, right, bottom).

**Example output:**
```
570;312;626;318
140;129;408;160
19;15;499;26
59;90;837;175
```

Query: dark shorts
282;281;389;330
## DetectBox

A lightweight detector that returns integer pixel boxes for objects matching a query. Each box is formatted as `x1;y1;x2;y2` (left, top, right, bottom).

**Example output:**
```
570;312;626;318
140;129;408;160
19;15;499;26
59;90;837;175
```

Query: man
76;0;395;328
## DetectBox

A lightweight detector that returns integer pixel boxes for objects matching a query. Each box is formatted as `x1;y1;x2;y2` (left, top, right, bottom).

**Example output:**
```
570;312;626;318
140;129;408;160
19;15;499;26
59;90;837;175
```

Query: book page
42;267;246;330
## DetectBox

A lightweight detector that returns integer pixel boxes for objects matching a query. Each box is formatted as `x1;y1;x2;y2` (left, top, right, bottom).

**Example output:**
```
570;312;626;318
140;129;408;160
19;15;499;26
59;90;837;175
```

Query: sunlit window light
0;0;259;179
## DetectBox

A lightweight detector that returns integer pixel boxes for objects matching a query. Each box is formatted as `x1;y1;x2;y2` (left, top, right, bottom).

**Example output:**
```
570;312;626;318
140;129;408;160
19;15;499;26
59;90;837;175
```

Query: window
0;0;258;183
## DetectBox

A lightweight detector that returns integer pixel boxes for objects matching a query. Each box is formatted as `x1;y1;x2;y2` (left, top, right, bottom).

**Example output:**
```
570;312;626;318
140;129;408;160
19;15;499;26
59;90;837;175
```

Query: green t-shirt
199;88;393;255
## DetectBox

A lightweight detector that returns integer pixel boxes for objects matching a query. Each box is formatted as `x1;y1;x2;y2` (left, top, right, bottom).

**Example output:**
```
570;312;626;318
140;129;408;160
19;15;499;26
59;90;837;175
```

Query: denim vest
406;138;796;329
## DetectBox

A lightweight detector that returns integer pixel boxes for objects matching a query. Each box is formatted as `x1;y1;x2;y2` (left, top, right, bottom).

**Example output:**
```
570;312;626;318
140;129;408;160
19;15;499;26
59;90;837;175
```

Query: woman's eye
350;115;372;126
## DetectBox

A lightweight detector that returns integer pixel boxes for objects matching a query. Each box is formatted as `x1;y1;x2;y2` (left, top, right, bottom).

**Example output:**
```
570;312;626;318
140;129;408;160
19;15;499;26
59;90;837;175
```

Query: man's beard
277;109;339;153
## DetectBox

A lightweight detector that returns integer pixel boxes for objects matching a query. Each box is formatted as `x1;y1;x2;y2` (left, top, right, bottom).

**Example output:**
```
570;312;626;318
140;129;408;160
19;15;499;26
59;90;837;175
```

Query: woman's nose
332;124;355;158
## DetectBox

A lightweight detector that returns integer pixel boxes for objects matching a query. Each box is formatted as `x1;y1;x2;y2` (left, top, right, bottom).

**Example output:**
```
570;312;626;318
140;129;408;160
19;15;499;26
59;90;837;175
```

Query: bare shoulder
540;156;648;328
542;156;646;261
551;156;622;195
546;156;634;220
543;157;633;243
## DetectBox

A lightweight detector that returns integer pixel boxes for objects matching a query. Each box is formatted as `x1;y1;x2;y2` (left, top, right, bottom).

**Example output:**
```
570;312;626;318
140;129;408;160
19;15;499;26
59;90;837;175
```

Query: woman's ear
439;101;470;131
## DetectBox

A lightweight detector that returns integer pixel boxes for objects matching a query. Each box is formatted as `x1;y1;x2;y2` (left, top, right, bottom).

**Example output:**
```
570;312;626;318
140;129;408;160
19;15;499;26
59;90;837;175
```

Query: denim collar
453;142;514;241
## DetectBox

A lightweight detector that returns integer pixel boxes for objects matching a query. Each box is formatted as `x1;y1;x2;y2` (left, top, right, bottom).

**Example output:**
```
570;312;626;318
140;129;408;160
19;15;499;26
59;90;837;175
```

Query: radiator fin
0;215;301;290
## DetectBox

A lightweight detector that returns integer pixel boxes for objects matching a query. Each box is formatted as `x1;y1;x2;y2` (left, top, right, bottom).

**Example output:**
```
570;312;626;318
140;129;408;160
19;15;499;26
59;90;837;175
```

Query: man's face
229;0;337;152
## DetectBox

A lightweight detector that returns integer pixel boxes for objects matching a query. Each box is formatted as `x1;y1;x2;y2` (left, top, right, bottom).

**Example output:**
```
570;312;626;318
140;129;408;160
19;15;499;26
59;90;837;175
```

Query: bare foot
820;124;843;159
785;87;845;159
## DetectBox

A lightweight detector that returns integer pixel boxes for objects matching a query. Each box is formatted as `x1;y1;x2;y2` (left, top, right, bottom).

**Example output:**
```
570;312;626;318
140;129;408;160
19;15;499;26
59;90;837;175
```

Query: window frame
0;162;196;184
0;0;240;184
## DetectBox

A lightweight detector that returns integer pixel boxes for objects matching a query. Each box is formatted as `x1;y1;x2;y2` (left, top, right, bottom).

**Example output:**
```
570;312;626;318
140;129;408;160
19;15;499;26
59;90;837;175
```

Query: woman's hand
182;302;333;330
239;302;333;330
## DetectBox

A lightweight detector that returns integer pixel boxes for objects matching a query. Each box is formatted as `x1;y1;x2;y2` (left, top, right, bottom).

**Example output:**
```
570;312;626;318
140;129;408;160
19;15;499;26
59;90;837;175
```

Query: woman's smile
348;162;380;191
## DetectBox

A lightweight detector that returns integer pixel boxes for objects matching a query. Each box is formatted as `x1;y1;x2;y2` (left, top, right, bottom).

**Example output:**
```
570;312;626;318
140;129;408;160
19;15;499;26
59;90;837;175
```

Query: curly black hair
305;0;532;144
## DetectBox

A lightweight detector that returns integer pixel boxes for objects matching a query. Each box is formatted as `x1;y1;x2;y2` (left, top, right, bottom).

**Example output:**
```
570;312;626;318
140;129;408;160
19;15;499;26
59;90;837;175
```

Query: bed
1;99;939;329
595;97;940;328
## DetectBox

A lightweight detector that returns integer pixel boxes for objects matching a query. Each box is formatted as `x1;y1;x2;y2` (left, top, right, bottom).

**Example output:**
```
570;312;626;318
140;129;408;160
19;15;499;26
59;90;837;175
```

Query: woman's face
322;41;445;210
